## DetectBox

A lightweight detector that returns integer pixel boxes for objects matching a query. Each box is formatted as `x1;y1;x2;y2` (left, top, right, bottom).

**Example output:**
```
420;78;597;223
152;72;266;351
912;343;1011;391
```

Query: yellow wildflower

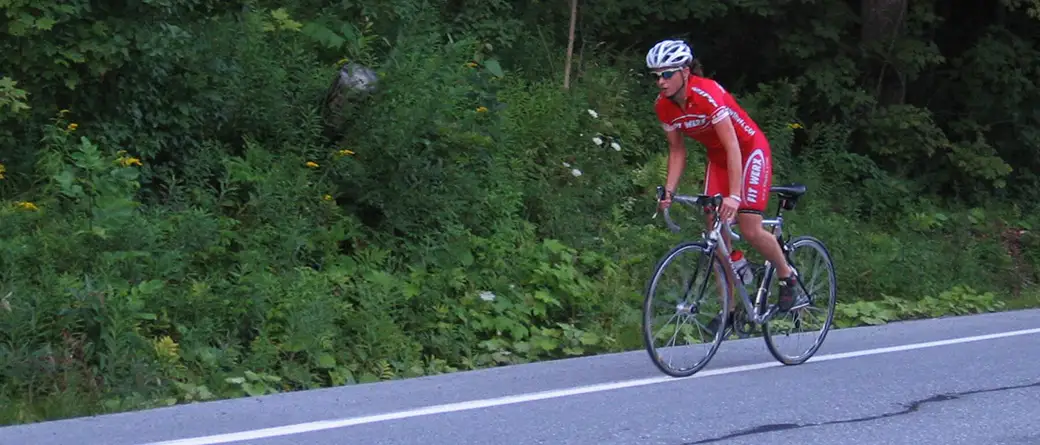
788;122;803;129
16;201;38;211
0;163;5;180
465;62;478;68
67;123;78;131
336;149;355;156
305;161;319;168
153;336;181;364
476;106;488;113
323;194;333;201
118;156;142;167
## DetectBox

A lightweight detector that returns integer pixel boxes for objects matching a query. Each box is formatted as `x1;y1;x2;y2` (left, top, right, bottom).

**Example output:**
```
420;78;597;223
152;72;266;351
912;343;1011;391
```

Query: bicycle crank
732;307;755;338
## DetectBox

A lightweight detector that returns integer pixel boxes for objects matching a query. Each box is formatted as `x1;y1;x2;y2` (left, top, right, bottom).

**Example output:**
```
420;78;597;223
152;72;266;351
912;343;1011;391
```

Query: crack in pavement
684;379;1040;444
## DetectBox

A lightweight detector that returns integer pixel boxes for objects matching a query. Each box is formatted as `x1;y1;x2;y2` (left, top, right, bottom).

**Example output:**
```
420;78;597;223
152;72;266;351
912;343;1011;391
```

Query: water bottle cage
732;260;756;285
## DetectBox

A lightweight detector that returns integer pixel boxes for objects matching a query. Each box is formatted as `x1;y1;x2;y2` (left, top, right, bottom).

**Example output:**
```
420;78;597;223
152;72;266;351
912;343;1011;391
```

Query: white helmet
645;39;693;70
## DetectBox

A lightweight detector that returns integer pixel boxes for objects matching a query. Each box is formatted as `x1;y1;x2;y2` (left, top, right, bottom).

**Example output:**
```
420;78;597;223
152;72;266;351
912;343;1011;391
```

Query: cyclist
647;39;800;328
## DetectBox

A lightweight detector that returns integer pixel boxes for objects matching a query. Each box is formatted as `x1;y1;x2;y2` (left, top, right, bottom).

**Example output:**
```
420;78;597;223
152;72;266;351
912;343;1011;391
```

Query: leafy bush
0;1;1038;426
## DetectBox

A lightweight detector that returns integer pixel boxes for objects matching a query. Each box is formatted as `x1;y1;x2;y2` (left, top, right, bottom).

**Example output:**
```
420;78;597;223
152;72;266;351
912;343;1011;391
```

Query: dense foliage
1;0;1037;423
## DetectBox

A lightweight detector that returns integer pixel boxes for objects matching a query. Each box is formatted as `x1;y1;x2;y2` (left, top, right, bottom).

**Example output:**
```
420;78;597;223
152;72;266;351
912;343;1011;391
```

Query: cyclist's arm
691;83;742;199
712;117;742;198
663;128;686;196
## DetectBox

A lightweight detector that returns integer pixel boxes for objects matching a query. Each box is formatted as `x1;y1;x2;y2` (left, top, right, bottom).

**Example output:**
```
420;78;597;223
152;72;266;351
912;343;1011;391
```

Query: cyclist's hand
658;195;672;210
656;187;673;211
720;196;739;222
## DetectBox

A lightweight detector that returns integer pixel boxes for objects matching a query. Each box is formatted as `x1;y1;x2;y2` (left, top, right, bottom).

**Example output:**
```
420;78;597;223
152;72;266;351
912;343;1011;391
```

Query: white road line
142;327;1040;445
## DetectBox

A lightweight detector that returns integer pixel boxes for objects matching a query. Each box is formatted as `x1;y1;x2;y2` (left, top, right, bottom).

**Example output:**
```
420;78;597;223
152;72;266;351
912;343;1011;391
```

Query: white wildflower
562;161;571;167
592;136;603;146
587;109;598;118
571;168;582;177
611;141;621;151
479;290;496;301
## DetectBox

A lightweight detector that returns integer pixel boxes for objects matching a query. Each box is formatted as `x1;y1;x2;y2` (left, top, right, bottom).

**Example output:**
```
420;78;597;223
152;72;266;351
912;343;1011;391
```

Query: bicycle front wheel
762;235;838;365
642;241;732;377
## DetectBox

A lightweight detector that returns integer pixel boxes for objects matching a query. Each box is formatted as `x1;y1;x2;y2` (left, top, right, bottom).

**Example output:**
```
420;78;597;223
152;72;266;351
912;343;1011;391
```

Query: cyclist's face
652;67;685;96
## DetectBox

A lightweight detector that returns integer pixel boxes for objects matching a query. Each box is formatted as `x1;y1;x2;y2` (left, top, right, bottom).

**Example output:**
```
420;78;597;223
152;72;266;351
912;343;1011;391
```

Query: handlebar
655;186;742;241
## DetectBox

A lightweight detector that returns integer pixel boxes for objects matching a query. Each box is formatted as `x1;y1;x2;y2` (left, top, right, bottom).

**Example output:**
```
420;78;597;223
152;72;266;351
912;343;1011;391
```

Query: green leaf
34;16;56;30
317;353;337;369
242;382;265;397
459;249;474;267
533;290;561;307
137;279;165;295
483;59;504;77
403;282;421;299
300;22;345;49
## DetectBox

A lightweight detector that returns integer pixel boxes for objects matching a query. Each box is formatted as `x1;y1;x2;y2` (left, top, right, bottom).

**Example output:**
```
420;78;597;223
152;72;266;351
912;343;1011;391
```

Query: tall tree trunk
563;0;578;89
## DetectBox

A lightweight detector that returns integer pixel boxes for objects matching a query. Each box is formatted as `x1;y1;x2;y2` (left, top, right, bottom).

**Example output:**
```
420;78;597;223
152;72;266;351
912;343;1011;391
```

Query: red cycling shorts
703;134;773;215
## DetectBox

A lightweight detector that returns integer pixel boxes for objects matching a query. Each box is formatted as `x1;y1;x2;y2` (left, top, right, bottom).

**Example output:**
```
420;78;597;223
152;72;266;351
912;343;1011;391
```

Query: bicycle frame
656;187;789;325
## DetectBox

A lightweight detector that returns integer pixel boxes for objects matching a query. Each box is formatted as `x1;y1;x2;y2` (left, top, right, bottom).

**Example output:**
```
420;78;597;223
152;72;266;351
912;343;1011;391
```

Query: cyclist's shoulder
686;79;724;111
688;76;729;98
698;75;730;91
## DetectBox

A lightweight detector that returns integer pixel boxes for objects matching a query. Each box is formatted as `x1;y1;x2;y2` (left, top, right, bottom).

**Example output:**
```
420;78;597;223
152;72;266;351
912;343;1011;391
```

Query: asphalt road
2;309;1039;445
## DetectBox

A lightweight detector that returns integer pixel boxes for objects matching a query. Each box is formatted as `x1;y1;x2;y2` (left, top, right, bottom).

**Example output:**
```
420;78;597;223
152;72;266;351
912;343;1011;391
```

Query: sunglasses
651;69;682;80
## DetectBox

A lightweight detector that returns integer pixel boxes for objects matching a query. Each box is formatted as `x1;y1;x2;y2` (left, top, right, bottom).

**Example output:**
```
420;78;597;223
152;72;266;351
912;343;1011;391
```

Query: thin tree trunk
862;0;908;106
563;0;578;89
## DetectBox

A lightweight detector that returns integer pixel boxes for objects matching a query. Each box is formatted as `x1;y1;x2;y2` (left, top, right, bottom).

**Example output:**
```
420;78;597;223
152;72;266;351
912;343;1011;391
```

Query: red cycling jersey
654;75;763;164
655;76;773;214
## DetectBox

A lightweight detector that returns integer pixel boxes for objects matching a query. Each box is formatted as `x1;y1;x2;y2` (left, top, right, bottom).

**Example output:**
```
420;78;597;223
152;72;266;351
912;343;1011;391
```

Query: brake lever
652;186;665;219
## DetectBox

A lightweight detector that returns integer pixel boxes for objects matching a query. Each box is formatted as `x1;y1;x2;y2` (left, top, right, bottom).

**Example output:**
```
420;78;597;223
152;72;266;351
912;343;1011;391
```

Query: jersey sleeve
689;81;732;125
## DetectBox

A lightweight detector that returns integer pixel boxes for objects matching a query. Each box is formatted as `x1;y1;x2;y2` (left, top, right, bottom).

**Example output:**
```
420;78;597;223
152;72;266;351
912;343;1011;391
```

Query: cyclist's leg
702;158;735;252
702;159;736;334
733;139;798;311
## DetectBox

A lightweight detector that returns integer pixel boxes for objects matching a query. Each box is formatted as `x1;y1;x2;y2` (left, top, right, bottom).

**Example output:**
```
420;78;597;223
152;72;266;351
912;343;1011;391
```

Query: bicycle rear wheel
762;235;837;365
643;241;732;377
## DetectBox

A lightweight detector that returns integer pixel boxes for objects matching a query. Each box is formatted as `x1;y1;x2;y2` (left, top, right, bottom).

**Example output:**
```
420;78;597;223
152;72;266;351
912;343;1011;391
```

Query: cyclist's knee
736;213;768;239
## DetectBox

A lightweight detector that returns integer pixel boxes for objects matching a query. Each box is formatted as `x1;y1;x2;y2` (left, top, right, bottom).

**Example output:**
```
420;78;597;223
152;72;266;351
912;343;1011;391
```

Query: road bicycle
642;183;837;377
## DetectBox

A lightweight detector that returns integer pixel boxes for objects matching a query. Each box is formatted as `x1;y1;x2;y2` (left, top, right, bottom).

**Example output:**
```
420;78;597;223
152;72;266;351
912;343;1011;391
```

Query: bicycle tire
642;241;731;377
762;235;838;365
